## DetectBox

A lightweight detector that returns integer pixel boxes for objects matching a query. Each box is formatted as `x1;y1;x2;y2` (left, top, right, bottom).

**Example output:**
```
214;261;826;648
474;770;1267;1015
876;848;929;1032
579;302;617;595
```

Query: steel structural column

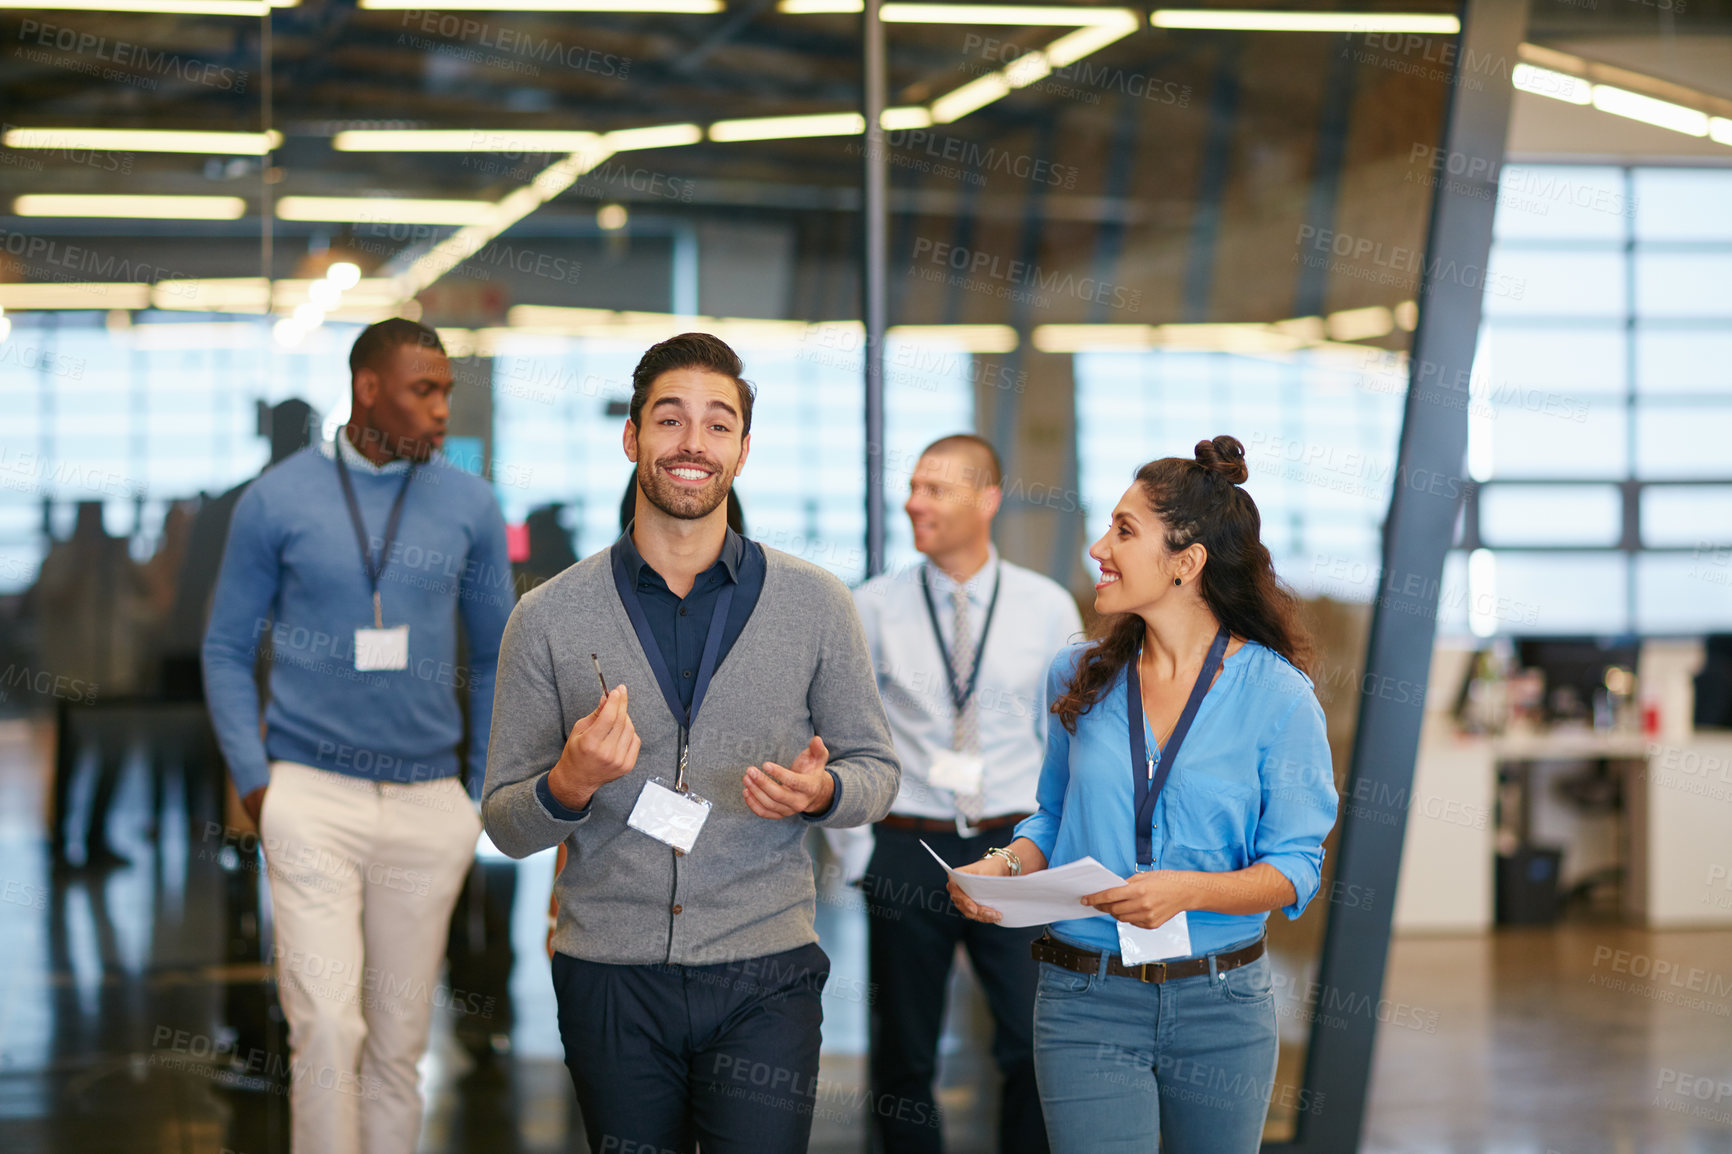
862;0;888;578
1276;1;1527;1150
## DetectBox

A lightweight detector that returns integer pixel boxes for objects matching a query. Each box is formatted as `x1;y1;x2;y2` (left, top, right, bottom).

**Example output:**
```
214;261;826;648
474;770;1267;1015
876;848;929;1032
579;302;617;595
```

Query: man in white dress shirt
850;434;1081;1154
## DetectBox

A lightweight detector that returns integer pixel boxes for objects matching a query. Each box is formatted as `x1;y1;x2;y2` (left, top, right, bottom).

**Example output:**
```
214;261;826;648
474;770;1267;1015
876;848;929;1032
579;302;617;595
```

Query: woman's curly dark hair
1052;435;1313;734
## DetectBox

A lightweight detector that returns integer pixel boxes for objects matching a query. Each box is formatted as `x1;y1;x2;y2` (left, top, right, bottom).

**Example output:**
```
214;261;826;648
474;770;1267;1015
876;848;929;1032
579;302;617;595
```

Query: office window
1454;165;1732;638
1642;486;1732;550
1077;348;1405;600
1494;165;1628;241
1635;553;1732;634
1633;252;1732;318
1479;485;1622;548
1632;168;1732;242
1478;552;1628;636
1634;327;1732;395
1633;404;1732;479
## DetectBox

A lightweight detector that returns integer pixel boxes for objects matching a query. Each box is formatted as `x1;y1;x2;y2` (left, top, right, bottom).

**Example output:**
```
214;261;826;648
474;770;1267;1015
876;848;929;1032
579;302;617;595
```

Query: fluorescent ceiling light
359;0;723;10
0;283;152;310
1003;51;1051;89
1151;10;1458;33
881;106;933;130
13;194;246;219
3;128;281;154
931;72;1011;124
1324;305;1394;342
604;123;704;151
1711;117;1732;147
1041;14;1136;67
333;130;600;152
709;112;865;142
276;196;495;224
1589;84;1709;137
887;324;1017;353
0;0;291;12
780;0;1138;20
391;147;612;298
1511;63;1591;105
153;277;271;312
883;3;1139;24
1032;324;1156;353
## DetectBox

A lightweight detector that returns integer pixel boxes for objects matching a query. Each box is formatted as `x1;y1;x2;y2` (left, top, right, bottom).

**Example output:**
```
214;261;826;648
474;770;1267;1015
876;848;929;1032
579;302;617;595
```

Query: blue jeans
1032;942;1278;1154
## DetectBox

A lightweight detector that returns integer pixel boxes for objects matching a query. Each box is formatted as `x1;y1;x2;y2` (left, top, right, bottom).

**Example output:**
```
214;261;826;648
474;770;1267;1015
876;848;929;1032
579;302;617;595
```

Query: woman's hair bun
1194;435;1249;485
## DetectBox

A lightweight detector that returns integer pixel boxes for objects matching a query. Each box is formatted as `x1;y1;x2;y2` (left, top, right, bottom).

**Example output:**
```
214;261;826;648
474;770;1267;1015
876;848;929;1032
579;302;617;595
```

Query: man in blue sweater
203;319;514;1154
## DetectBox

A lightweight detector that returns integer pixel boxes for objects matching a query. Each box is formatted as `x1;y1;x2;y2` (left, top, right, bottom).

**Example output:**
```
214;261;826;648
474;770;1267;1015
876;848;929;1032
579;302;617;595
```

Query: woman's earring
1173;577;1182;586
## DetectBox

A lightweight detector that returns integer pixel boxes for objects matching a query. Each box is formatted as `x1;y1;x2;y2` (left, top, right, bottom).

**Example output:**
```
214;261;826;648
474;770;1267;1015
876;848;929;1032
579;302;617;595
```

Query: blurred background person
202;319;514;1154
33;500;148;870
848;433;1079;1154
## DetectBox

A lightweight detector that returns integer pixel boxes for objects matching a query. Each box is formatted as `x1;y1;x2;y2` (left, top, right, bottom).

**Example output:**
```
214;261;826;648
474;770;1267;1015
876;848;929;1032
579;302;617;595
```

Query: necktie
951;581;984;824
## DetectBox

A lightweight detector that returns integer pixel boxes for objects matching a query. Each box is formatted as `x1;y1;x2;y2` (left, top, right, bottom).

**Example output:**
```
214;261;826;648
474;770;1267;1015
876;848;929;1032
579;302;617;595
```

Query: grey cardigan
482;545;900;965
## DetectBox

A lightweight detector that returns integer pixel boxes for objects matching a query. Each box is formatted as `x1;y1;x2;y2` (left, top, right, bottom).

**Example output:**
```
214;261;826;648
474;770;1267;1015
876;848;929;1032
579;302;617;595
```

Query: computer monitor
1514;636;1640;724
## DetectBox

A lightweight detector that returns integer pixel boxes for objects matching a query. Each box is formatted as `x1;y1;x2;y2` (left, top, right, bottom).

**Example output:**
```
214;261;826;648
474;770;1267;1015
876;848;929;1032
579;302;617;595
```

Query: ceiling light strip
358;0;724;11
0;0;283;12
13;194;247;219
3;128;281;154
1150;10;1458;33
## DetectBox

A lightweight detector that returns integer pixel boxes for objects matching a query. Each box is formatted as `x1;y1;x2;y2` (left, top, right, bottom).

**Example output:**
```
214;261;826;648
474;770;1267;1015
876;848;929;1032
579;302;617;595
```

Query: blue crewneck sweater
202;440;515;799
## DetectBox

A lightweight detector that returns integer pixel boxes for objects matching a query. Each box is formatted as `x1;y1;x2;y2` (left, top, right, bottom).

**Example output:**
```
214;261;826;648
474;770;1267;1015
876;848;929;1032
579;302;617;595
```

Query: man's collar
321;428;413;475
615;519;744;590
925;544;998;599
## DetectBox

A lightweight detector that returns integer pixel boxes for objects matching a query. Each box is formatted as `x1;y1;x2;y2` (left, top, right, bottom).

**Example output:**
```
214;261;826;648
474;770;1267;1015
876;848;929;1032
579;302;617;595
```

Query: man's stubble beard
638;456;733;521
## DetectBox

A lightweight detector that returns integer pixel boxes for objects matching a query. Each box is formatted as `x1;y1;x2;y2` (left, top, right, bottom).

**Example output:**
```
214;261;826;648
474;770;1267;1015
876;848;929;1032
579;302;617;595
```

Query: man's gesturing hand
547;685;640;811
743;736;833;819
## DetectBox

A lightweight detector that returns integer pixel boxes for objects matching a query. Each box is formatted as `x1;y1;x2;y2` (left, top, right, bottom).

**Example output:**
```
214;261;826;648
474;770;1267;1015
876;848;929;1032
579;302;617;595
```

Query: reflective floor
2;714;1729;1153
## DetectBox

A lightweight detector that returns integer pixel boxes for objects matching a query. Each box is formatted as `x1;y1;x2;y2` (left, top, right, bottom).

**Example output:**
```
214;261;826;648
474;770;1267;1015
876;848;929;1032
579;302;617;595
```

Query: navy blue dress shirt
612;524;765;711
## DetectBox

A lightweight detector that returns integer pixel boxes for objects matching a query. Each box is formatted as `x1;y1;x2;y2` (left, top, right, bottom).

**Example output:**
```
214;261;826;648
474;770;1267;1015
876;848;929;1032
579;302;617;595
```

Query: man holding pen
483;332;899;1154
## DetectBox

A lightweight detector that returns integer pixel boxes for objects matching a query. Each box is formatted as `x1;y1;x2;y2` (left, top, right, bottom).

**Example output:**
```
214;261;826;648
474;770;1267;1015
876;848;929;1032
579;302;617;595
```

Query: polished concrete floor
3;714;1729;1153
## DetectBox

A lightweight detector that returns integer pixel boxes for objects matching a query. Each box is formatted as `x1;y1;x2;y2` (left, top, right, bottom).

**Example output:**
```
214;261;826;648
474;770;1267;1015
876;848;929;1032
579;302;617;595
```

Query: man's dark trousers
865;824;1048;1154
552;942;828;1154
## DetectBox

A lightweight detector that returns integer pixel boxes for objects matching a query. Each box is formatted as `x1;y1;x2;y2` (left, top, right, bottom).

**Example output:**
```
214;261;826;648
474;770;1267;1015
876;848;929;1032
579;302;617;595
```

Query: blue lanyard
609;547;735;791
918;561;1001;712
1126;627;1229;870
332;441;416;629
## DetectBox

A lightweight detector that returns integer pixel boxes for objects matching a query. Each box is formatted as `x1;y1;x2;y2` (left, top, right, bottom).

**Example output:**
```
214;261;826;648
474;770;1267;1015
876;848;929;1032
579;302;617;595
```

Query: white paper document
1117;912;1191;964
923;841;1193;960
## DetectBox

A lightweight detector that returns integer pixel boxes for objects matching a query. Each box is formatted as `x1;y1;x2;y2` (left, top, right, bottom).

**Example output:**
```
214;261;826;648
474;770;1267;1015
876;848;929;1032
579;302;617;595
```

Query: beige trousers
260;760;480;1154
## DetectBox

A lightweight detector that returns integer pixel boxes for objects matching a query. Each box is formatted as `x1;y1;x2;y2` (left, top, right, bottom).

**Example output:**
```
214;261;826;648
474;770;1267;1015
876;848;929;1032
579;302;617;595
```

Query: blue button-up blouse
1014;639;1338;956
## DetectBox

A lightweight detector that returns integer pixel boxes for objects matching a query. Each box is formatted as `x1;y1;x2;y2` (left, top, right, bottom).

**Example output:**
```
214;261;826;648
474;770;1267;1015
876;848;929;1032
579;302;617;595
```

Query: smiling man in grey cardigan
483;332;899;1154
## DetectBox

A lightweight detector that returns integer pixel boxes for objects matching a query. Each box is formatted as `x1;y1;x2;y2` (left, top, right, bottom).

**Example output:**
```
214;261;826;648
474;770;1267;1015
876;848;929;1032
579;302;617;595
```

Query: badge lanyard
610;548;735;792
332;442;417;629
1126;627;1229;870
918;561;1002;717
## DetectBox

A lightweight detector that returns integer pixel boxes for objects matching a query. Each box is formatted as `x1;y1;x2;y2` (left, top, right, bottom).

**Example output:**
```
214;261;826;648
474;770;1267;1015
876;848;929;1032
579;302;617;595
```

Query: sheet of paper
922;840;1126;928
1117;911;1192;964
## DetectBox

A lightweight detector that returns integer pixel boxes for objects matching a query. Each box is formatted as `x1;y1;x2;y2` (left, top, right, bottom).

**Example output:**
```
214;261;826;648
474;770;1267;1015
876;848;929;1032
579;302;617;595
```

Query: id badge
1117;911;1192;965
355;625;409;671
626;777;712;853
928;750;985;795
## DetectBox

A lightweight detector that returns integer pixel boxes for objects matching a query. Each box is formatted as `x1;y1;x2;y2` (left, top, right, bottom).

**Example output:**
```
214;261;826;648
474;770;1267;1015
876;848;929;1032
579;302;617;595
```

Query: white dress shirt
853;546;1083;821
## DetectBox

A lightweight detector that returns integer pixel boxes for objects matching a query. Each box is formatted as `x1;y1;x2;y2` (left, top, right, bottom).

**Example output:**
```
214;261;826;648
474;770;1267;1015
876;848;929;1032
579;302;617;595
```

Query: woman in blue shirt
951;435;1337;1154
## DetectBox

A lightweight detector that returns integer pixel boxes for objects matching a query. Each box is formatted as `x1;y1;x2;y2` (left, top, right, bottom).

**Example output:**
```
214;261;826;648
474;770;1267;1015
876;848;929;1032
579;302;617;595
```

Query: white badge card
354;625;410;671
928;750;985;796
627;778;712;853
1117;910;1192;965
